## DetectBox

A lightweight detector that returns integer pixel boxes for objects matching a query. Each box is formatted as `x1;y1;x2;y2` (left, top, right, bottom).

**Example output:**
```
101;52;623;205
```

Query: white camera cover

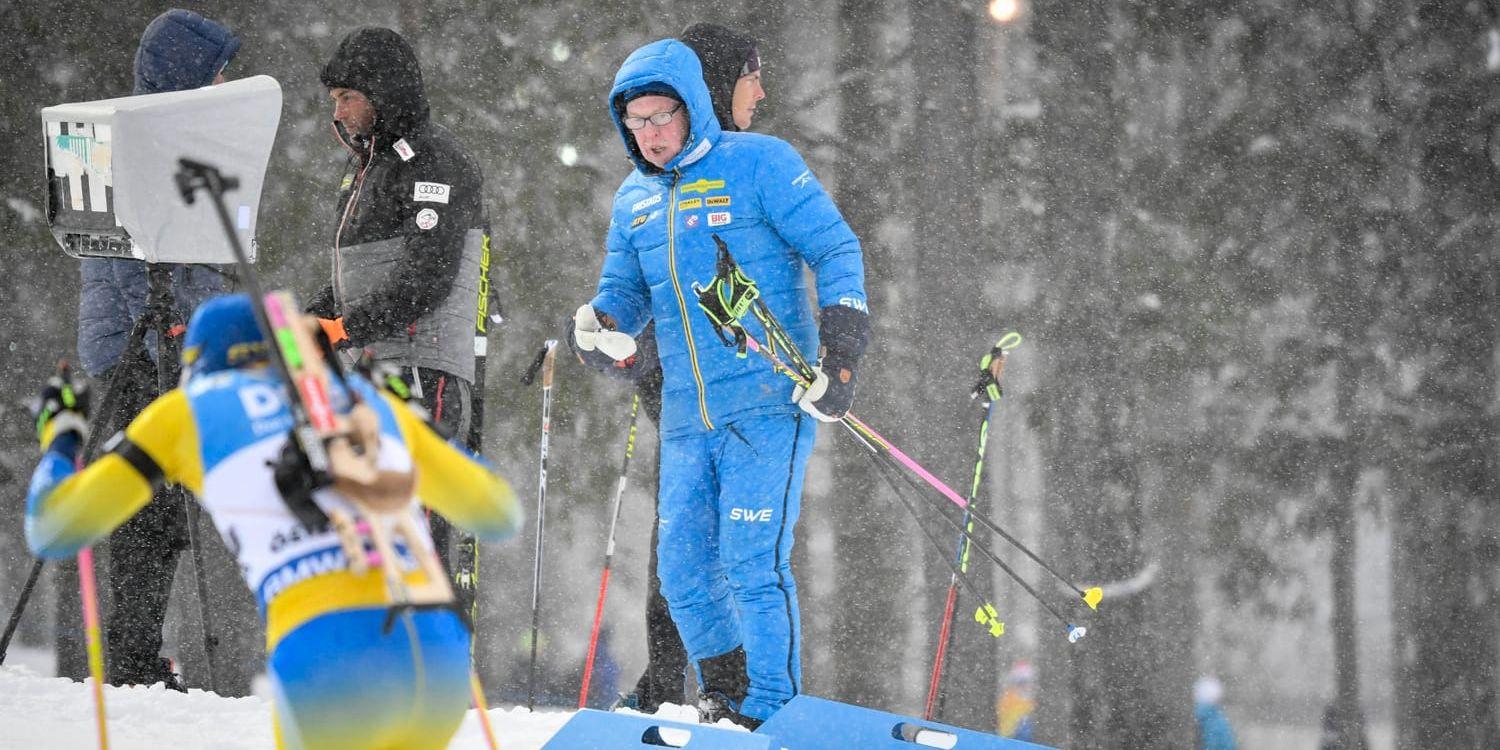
43;75;282;264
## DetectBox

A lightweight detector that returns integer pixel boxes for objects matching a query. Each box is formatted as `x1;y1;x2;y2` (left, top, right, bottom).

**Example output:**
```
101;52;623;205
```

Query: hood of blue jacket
133;9;240;95
608;39;722;175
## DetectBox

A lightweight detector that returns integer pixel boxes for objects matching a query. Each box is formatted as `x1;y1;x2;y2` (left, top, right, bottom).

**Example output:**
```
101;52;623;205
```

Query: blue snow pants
656;412;816;721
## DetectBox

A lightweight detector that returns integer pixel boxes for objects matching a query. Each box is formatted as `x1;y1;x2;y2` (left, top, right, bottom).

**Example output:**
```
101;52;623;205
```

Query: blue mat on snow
541;708;771;749
755;695;1057;750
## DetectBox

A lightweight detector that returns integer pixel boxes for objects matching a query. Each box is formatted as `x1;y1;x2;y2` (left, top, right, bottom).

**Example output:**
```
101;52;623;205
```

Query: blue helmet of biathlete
182;293;269;377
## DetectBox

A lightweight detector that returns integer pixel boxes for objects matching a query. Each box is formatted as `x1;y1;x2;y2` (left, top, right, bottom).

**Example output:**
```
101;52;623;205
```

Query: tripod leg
144;267;222;693
0;559;45;666
180;496;221;693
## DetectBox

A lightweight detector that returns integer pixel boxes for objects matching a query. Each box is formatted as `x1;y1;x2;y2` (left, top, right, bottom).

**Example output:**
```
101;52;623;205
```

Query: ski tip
1084;587;1103;610
1067;625;1087;643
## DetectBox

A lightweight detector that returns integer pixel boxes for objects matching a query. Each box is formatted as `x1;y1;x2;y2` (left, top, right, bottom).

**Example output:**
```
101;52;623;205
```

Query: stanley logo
679;178;726;195
678;198;703;210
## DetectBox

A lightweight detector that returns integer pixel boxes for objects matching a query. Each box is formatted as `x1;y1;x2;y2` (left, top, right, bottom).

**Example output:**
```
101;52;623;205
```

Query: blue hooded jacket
77;9;240;377
590;40;867;438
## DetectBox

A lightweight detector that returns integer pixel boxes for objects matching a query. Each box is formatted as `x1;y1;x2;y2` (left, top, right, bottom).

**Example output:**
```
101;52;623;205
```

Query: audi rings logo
413;181;451;204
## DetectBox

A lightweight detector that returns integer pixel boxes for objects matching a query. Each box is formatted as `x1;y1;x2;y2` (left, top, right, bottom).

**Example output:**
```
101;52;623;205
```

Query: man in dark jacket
75;8;239;689
600;23;769;715
311;27;489;567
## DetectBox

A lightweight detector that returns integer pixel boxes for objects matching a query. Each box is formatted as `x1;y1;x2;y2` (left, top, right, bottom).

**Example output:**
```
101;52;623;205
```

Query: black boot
110;656;185;692
696;647;759;729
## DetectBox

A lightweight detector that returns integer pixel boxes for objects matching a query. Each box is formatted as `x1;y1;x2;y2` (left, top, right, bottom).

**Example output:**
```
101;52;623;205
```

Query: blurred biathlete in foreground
25;294;522;750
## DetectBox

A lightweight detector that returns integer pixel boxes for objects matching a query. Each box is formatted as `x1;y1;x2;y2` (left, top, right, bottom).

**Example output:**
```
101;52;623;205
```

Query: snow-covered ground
0;647;707;749
0;647;1391;749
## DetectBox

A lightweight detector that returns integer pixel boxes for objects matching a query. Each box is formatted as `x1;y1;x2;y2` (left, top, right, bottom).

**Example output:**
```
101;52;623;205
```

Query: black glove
793;305;869;422
35;363;91;449
271;431;333;531
305;284;339;319
600;323;659;382
565;307;648;379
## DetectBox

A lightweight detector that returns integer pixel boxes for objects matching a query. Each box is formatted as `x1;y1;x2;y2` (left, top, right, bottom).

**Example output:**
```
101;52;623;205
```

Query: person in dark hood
310;28;491;576
680;23;765;131
73;7;240;691
598;23;770;717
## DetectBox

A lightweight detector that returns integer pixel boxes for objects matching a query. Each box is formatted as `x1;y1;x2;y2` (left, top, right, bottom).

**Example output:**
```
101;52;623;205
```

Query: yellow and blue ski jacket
591;39;867;438
26;367;520;651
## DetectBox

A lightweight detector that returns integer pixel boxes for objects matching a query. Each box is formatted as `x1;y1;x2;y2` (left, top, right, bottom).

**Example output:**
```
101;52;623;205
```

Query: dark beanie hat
679;23;758;132
133;9;241;95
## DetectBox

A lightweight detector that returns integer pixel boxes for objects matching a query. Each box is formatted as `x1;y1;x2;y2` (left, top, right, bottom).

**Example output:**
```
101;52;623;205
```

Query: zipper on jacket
665;171;715;430
332;133;374;308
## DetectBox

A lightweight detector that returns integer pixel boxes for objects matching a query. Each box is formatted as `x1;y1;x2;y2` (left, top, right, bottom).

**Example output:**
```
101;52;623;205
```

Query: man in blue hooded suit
73;8;240;689
569;39;870;726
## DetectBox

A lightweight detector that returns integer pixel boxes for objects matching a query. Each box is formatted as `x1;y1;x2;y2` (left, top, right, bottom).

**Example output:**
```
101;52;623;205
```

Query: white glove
791;367;840;423
572;304;638;361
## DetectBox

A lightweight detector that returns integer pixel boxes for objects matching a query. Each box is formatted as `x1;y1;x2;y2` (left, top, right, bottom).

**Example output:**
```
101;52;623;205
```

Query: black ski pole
841;425;1007;640
0;559;45;666
695;235;1103;635
522;339;559;711
454;233;505;637
928;334;1020;720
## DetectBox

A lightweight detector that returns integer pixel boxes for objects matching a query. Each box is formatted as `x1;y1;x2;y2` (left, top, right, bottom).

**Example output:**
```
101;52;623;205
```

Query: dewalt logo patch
706;196;731;207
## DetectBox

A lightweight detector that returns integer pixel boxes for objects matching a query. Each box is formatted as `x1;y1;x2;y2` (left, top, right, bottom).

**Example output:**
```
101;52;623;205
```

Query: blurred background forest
1;1;1497;748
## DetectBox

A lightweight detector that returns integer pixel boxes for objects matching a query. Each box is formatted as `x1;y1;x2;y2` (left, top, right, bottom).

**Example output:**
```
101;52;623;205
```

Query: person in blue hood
605;23;768;716
569;38;870;727
71;8;240;690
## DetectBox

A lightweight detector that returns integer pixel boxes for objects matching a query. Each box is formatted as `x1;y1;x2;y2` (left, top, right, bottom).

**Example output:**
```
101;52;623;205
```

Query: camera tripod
0;263;224;694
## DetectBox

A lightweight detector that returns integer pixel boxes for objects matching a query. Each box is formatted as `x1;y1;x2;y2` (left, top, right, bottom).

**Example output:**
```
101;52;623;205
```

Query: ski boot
611;691;645;712
110;656;186;692
695;646;760;730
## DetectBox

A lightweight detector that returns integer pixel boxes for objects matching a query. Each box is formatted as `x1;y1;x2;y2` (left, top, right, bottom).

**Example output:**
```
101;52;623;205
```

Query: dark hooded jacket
678;23;757;133
311;27;487;383
76;9;239;377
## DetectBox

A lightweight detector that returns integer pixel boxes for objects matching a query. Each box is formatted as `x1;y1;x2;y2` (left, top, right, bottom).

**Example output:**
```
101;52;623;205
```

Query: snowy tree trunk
1028;2;1194;747
1386;5;1500;748
821;0;913;714
907;0;1000;731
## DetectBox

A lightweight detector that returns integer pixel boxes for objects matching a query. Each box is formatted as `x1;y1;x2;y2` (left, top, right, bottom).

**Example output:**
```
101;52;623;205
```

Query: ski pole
469;670;500;750
579;393;640;708
841;424;1007;640
521;339;559;711
696;236;1099;626
927;335;1018;720
455;233;504;634
78;545;109;749
743;328;1101;613
0;559;44;666
856;420;1084;641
